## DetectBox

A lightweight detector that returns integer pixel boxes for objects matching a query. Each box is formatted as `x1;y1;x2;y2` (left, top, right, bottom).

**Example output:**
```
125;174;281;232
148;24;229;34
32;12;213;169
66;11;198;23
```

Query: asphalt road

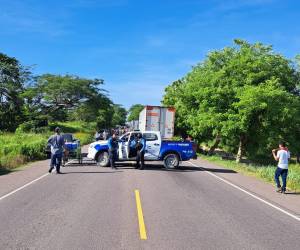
0;160;300;250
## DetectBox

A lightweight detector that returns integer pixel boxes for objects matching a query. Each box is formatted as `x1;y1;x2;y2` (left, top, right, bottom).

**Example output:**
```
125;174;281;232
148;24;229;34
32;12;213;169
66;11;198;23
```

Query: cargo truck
138;106;175;139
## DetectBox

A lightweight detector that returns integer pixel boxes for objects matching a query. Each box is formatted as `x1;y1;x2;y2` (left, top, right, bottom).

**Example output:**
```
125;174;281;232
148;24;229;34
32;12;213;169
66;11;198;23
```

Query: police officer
108;133;118;169
47;127;65;174
136;134;146;170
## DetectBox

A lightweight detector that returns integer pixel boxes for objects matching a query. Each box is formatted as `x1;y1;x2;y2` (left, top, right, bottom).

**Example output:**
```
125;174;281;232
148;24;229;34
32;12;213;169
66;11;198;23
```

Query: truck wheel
163;153;179;169
97;151;109;167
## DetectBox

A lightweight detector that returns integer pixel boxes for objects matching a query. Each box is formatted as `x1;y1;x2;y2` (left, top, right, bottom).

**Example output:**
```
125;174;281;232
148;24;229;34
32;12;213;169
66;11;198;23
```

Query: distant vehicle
127;120;139;130
138;106;175;139
87;131;197;169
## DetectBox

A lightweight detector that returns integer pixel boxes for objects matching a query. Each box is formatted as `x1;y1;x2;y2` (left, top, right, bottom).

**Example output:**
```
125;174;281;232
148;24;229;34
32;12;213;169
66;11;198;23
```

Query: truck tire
163;153;179;169
96;151;109;167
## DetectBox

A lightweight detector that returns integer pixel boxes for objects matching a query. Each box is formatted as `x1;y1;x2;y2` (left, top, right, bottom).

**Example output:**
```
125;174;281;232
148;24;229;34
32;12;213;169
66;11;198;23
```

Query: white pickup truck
87;131;197;169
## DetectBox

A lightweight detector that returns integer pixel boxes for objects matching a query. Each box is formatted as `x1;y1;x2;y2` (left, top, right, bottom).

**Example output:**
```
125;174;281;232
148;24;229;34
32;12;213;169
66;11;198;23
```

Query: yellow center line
135;189;147;240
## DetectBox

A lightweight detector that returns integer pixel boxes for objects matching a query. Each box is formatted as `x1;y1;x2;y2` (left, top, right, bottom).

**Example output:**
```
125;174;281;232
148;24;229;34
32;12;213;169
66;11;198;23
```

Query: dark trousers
50;152;62;172
275;167;288;191
109;149;117;168
136;151;145;169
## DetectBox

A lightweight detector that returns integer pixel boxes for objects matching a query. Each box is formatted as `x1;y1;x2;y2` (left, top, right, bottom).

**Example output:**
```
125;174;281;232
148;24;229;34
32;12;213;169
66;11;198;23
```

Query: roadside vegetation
0;121;94;171
0;52;127;172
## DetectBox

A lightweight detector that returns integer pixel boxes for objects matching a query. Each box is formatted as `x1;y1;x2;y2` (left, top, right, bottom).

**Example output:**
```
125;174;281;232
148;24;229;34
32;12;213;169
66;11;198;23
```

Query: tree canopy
127;104;144;121
163;39;300;162
0;52;127;132
0;53;31;131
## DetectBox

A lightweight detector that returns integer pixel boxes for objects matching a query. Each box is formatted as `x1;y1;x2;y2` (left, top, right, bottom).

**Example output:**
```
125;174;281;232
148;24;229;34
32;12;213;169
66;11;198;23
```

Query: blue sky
1;0;300;108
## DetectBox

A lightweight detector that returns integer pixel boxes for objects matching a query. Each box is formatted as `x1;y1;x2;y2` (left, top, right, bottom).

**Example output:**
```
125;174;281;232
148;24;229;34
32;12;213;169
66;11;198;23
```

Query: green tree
162;79;190;137
30;74;106;121
71;93;113;123
112;104;127;127
163;40;300;162
224;79;300;162
127;104;144;121
96;108;114;130
0;53;31;131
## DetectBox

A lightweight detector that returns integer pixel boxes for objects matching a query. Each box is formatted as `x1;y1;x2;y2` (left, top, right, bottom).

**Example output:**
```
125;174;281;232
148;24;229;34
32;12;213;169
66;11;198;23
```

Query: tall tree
0;53;31;131
112;104;127;127
30;74;106;121
127;104;144;121
163;40;300;162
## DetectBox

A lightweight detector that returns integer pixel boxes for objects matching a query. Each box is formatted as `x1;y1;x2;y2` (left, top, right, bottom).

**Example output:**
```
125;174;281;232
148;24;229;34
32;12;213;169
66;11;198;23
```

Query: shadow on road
59;171;123;174
0;168;13;176
284;192;300;195
148;165;236;173
61;162;237;174
111;163;237;173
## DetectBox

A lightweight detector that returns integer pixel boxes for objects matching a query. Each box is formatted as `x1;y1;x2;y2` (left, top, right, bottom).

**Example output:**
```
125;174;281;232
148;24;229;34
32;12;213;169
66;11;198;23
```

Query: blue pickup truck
87;131;197;169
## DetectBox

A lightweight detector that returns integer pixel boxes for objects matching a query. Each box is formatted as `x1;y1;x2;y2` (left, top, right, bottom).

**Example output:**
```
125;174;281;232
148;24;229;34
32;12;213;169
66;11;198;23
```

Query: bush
16;120;49;133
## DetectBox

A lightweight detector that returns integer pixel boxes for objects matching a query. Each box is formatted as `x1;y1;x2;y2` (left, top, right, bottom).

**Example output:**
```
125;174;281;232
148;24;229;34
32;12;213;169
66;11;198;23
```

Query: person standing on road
272;141;290;194
47;127;65;174
135;134;146;170
108;133;118;169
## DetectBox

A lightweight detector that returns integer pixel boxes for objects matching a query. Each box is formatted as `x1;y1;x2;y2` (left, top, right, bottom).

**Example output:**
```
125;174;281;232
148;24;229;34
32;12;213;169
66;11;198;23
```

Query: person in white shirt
272;142;290;194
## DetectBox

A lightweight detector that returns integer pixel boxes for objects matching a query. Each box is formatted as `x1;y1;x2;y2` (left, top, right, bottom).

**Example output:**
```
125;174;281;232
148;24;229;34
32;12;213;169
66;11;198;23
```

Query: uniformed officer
47;127;65;174
135;134;146;170
108;133;118;169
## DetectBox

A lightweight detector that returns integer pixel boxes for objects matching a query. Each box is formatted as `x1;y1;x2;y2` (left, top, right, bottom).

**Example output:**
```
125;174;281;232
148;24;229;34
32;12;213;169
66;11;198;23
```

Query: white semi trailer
138;106;175;139
127;120;139;130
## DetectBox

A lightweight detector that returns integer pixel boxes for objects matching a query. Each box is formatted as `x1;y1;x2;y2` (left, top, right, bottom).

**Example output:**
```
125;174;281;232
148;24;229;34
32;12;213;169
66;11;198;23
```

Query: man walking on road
108;133;118;169
135;134;146;170
47;127;65;174
272;141;290;194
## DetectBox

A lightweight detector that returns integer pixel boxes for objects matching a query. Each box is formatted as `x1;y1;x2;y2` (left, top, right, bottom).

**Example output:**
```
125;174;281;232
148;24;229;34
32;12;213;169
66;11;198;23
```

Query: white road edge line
188;161;300;222
0;173;49;202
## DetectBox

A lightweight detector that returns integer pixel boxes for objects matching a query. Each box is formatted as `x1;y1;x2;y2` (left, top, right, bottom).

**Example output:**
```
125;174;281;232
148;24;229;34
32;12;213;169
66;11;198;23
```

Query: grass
0;121;95;171
200;154;300;192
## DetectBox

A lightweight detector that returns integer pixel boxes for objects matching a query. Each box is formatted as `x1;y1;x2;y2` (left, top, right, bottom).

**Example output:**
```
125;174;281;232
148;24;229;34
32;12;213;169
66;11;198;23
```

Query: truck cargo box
138;106;175;139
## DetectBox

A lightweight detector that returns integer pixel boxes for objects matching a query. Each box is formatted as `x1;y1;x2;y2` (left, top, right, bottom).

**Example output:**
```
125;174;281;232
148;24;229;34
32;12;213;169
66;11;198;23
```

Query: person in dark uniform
135;134;146;170
129;134;137;158
108;133;118;169
47;127;65;174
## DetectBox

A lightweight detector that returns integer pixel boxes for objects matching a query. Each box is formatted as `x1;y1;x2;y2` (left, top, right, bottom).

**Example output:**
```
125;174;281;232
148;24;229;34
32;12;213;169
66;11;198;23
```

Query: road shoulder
0;159;50;198
190;157;300;217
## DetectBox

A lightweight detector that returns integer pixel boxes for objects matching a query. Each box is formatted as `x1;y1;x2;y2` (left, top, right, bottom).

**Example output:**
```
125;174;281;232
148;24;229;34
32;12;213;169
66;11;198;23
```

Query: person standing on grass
272;141;290;194
47;127;65;174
